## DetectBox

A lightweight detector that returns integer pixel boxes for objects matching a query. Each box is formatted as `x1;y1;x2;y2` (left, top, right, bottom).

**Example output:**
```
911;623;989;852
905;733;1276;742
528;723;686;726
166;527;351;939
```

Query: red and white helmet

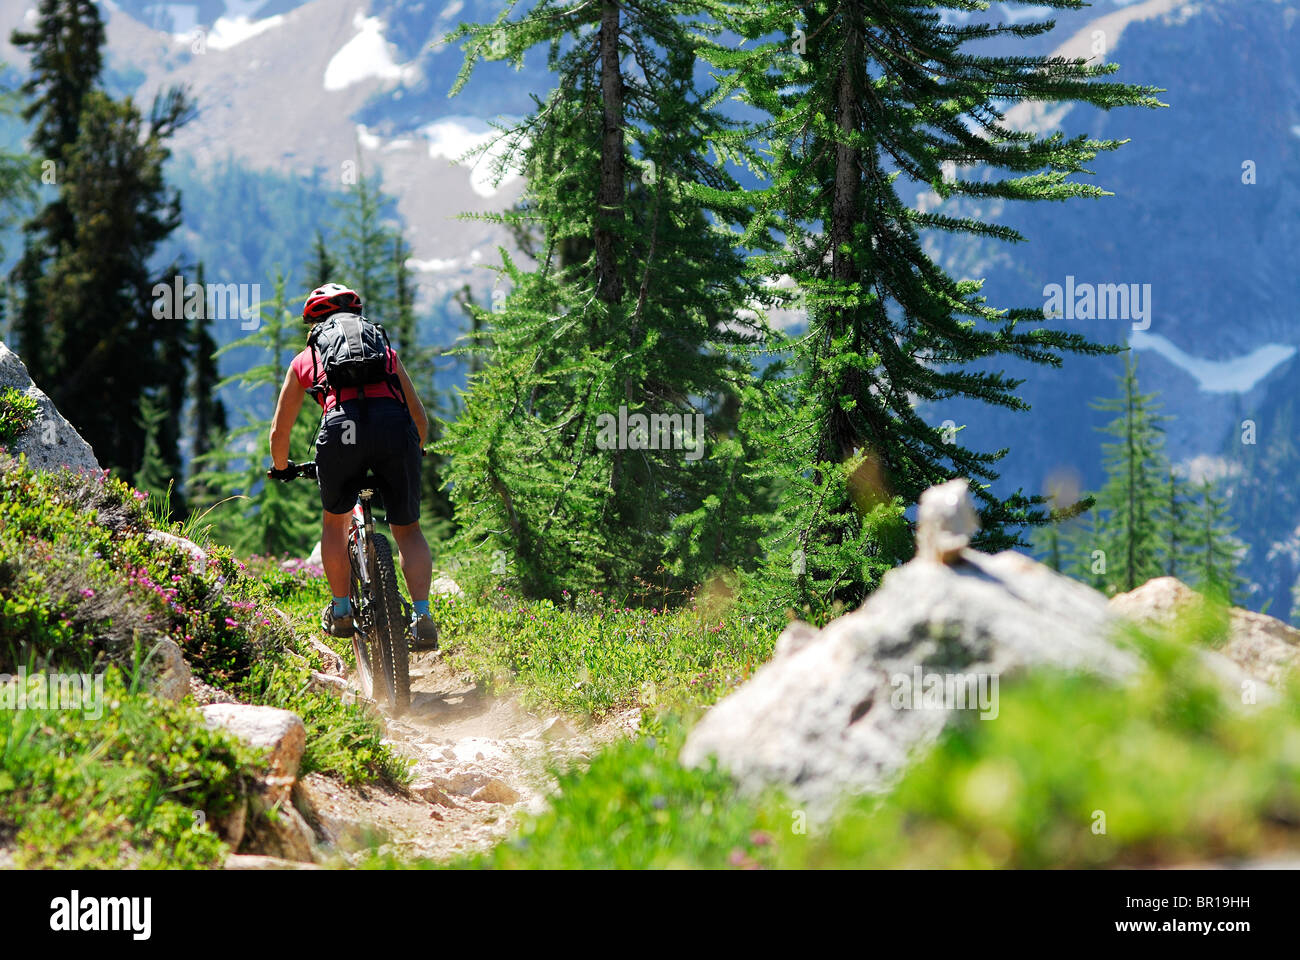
302;282;362;322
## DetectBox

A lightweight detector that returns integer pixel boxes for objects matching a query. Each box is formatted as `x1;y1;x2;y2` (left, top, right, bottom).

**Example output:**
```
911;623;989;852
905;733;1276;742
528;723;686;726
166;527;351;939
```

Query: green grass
432;587;776;718
1;670;255;868
0;386;37;446
278;573;779;722
0;453;407;866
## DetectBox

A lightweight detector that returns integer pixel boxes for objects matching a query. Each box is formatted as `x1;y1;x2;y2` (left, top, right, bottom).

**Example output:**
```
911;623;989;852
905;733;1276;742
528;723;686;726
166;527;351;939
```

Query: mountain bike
273;460;410;715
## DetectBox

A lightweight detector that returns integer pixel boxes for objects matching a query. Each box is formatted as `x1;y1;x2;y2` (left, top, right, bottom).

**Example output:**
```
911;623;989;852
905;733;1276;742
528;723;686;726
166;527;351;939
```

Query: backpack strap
305;324;328;408
377;323;416;421
376;324;412;417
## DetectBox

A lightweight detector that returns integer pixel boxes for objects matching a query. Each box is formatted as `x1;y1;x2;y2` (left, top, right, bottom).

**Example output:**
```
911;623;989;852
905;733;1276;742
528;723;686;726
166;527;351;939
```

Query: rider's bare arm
269;367;307;471
393;355;429;448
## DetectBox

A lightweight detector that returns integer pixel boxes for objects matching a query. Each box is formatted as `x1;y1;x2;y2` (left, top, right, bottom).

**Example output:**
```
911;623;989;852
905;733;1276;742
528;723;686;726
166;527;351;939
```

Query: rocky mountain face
923;0;1300;614
3;0;1296;610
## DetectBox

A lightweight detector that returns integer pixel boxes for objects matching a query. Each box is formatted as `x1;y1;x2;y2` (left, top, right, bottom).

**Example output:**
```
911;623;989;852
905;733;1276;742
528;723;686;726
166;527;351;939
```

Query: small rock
189;676;237;705
145;530;207;565
449;737;507;762
140;636;192;702
528;717;576;741
211;798;247;850
308;671;349;696
306;636;346;676
432;575;463;597
241;792;320;863
224;854;321;870
201;704;306;799
916;478;979;564
410;778;459;807
470;779;521;804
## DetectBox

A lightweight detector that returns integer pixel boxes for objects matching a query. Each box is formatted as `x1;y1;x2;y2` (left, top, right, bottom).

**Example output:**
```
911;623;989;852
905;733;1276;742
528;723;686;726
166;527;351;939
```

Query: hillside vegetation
0;453;403;867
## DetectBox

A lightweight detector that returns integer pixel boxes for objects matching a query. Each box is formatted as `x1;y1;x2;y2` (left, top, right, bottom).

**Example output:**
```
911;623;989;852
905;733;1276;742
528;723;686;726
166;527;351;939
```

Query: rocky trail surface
280;652;640;866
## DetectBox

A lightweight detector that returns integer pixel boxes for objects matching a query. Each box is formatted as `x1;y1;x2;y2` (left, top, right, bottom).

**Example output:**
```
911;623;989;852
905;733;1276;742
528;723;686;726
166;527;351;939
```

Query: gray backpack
305;313;402;409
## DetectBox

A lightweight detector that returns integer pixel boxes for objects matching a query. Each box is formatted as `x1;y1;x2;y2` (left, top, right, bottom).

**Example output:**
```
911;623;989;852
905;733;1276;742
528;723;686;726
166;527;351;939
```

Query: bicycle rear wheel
369;532;411;715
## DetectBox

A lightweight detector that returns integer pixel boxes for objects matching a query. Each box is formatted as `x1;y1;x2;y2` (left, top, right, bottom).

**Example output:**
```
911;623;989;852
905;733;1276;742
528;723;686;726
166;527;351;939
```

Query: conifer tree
1187;477;1246;603
1045;357;1247;602
334;160;396;323
1068;354;1168;594
0;69;37;260
303;230;337;291
136;390;179;517
388;234;456;543
703;1;1163;614
441;0;768;596
186;262;228;514
203;271;317;555
8;0;105;382
1157;466;1196;580
39;86;193;478
11;0;103;166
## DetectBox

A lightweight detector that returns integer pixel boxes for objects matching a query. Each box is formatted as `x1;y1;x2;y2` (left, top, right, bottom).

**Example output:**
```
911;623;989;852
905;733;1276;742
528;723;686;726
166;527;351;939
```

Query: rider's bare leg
390;521;432;602
321;509;352;600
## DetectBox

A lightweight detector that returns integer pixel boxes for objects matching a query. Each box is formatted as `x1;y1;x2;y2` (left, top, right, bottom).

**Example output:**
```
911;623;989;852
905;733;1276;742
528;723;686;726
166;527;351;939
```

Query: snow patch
422;117;525;198
407;257;460;273
324;13;419;92
192;15;283;50
1178;454;1241;486
1130;330;1296;393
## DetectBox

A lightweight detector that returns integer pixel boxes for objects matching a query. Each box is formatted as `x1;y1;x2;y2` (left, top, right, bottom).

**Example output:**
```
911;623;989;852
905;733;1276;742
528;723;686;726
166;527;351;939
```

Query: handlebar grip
267;461;317;481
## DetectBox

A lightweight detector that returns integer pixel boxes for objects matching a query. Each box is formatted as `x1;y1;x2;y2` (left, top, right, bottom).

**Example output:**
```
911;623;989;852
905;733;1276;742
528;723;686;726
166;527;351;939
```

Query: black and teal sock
331;596;351;617
412;599;430;617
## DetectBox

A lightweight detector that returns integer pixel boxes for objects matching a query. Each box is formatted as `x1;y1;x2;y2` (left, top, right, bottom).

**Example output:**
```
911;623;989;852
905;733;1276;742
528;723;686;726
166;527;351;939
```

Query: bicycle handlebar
267;441;426;484
267;460;317;482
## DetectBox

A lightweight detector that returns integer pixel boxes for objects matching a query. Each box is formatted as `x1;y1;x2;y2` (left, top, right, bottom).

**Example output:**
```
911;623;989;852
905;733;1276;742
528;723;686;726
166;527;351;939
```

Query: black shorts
314;397;422;525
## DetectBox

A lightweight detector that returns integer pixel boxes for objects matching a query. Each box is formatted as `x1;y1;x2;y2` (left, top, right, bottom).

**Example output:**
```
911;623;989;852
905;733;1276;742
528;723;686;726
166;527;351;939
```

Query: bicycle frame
278;461;411;711
349;489;377;637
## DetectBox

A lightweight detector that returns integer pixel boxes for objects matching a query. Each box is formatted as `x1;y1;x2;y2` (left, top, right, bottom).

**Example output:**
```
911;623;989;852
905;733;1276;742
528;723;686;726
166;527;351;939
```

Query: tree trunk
824;2;865;464
595;0;625;305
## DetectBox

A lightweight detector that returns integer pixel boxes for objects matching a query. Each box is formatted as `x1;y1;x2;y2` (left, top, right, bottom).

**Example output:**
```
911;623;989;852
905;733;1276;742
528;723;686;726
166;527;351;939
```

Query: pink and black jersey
290;345;403;413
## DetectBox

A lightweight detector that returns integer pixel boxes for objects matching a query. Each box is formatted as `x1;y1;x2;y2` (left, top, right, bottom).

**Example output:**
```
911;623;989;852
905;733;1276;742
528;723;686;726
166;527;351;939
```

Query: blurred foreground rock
684;482;1298;811
682;479;1141;810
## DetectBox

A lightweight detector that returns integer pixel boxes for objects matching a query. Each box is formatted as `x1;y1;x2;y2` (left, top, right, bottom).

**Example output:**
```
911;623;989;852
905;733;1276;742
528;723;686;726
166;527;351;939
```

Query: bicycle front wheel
369;532;411;716
349;546;384;705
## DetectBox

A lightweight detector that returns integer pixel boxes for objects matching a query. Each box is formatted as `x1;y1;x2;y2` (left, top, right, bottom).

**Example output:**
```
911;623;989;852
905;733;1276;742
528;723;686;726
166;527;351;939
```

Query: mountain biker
267;282;439;649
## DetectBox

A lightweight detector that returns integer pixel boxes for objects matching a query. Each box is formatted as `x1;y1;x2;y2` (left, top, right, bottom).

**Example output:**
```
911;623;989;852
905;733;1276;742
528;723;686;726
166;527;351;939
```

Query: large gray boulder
0;340;100;473
681;483;1141;811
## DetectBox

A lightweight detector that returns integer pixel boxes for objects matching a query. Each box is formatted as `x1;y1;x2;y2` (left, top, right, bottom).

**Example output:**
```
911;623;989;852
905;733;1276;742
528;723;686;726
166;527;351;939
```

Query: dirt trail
298;650;640;864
